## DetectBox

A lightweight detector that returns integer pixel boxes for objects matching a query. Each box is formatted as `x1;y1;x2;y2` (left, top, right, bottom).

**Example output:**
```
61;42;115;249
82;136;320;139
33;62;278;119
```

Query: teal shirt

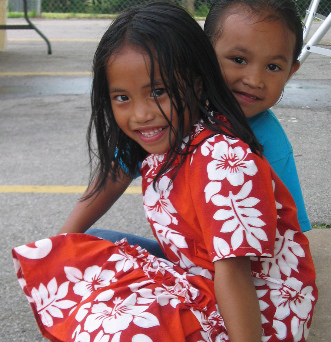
247;109;311;232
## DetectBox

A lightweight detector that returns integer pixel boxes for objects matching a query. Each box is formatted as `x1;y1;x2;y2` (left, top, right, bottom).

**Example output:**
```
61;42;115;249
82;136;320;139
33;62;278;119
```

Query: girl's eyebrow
109;79;165;94
109;87;126;94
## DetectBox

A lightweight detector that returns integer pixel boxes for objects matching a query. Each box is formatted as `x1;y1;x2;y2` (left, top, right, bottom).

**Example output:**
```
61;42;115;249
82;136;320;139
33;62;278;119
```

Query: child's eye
267;64;281;71
114;95;129;102
151;88;166;98
232;57;247;65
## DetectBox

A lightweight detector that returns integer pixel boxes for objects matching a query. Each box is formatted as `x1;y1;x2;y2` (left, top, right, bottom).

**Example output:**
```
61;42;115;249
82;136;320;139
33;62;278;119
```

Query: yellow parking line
0;72;91;76
0;185;142;194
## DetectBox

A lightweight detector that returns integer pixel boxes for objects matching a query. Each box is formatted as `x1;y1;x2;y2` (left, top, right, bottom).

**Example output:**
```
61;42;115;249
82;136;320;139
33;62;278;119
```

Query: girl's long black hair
85;1;263;199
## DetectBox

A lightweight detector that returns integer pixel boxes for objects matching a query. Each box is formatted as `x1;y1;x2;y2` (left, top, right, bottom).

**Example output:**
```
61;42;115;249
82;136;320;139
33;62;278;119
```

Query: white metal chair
299;0;331;64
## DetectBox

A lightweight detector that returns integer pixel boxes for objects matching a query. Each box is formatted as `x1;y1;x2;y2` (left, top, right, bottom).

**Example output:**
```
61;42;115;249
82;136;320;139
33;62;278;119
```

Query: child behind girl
13;2;317;342
204;0;311;233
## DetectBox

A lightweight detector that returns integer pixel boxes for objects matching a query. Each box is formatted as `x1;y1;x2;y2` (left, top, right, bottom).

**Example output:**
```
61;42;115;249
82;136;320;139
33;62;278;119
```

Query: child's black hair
205;0;303;64
86;1;262;198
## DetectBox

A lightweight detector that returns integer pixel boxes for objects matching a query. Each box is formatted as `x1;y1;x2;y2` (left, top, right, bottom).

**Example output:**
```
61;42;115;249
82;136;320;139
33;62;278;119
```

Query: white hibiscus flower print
108;249;139;272
65;266;116;300
132;334;153;342
191;308;227;342
207;140;257;186
291;315;310;342
201;136;216;157
212;180;268;253
270;277;315;321
142;154;165;181
72;324;90;342
144;176;178;225
84;294;159;334
31;278;76;327
129;285;181;308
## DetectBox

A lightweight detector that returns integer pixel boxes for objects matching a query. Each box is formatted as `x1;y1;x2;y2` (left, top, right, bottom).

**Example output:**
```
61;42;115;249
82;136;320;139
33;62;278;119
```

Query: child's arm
58;170;133;234
214;256;262;342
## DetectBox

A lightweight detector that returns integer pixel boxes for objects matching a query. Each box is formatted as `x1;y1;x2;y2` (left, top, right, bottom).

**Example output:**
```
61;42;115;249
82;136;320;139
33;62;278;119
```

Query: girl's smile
106;45;191;155
214;10;300;118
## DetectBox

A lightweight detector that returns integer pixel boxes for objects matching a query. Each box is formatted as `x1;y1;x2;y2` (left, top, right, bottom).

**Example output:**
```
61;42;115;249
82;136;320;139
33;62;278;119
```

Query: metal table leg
0;0;52;54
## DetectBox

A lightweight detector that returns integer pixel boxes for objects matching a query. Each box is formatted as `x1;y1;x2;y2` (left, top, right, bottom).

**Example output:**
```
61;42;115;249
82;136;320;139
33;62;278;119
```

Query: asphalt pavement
0;18;330;342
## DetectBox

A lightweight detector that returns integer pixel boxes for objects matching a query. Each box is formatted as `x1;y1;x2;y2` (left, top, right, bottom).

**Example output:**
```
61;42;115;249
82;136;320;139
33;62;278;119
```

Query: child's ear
287;61;300;81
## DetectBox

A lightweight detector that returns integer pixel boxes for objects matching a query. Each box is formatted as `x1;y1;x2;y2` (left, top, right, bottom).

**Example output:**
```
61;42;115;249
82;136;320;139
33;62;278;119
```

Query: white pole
36;0;41;17
303;0;321;42
300;12;331;64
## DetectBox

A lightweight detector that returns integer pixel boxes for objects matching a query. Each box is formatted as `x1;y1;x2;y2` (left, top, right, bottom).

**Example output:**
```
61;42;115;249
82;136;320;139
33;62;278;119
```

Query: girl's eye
114;95;129;102
151;88;166;98
267;64;281;71
232;57;247;65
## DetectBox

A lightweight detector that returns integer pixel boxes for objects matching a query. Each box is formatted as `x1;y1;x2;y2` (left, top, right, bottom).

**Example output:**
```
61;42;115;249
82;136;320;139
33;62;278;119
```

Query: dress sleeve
189;134;279;262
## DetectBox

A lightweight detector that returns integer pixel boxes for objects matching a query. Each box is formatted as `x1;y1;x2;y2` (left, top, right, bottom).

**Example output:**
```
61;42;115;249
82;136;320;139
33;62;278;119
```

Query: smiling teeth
140;128;164;137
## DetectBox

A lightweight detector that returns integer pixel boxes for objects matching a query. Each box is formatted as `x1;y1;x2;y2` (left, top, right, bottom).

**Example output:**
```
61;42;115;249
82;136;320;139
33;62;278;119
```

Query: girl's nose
242;68;264;89
132;101;155;123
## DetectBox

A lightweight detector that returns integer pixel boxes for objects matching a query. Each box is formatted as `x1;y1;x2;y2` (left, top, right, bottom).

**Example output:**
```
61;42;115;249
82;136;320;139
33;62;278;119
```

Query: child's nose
242;68;264;89
132;101;155;123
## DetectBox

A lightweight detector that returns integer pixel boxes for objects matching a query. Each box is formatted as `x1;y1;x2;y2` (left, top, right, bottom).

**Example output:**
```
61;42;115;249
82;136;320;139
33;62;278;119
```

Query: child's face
214;11;300;118
106;45;192;155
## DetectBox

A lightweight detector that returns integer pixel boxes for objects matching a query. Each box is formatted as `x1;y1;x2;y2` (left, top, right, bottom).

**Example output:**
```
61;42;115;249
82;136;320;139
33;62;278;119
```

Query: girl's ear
287;61;300;81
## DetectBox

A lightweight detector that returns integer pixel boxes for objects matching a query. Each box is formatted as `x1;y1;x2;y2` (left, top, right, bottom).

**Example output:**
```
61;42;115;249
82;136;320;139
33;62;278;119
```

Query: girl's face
214;11;300;118
106;45;192;155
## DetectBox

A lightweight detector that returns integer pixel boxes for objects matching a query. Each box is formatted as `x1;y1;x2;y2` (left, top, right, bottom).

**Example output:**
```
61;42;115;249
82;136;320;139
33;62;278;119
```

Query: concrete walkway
0;18;330;341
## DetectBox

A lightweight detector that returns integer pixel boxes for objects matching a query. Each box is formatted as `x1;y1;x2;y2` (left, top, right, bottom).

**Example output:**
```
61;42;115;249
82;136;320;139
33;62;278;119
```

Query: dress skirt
12;233;225;342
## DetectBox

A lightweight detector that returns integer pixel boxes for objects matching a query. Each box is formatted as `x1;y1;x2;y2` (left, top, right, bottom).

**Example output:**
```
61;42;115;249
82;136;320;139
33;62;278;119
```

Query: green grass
7;12;118;19
7;11;206;20
312;224;331;229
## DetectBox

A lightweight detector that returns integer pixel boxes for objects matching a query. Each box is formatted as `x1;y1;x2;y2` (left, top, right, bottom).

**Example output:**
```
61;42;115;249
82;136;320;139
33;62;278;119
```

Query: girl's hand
214;256;262;342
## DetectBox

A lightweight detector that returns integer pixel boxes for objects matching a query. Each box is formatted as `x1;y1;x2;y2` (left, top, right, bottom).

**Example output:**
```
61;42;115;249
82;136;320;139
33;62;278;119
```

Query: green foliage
8;0;330;17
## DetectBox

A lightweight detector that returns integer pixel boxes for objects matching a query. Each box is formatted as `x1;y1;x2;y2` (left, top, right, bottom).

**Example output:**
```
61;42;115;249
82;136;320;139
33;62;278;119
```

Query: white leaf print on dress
31;278;76;327
153;223;195;270
260;229;305;279
213;237;231;259
212;180;267;253
66;266;116;300
144;176;178;225
207;140;257;186
205;181;222;203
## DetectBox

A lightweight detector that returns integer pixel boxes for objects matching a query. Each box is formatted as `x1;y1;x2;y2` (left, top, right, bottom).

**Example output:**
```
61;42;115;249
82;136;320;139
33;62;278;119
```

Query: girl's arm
214;256;262;342
58;170;133;234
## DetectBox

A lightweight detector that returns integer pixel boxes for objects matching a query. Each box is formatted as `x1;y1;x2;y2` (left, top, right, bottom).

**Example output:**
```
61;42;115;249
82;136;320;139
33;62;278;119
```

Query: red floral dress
13;120;317;342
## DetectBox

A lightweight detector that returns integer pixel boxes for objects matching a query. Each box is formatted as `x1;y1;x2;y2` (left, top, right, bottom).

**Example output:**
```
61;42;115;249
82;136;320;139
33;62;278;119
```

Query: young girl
59;0;310;250
13;3;317;342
